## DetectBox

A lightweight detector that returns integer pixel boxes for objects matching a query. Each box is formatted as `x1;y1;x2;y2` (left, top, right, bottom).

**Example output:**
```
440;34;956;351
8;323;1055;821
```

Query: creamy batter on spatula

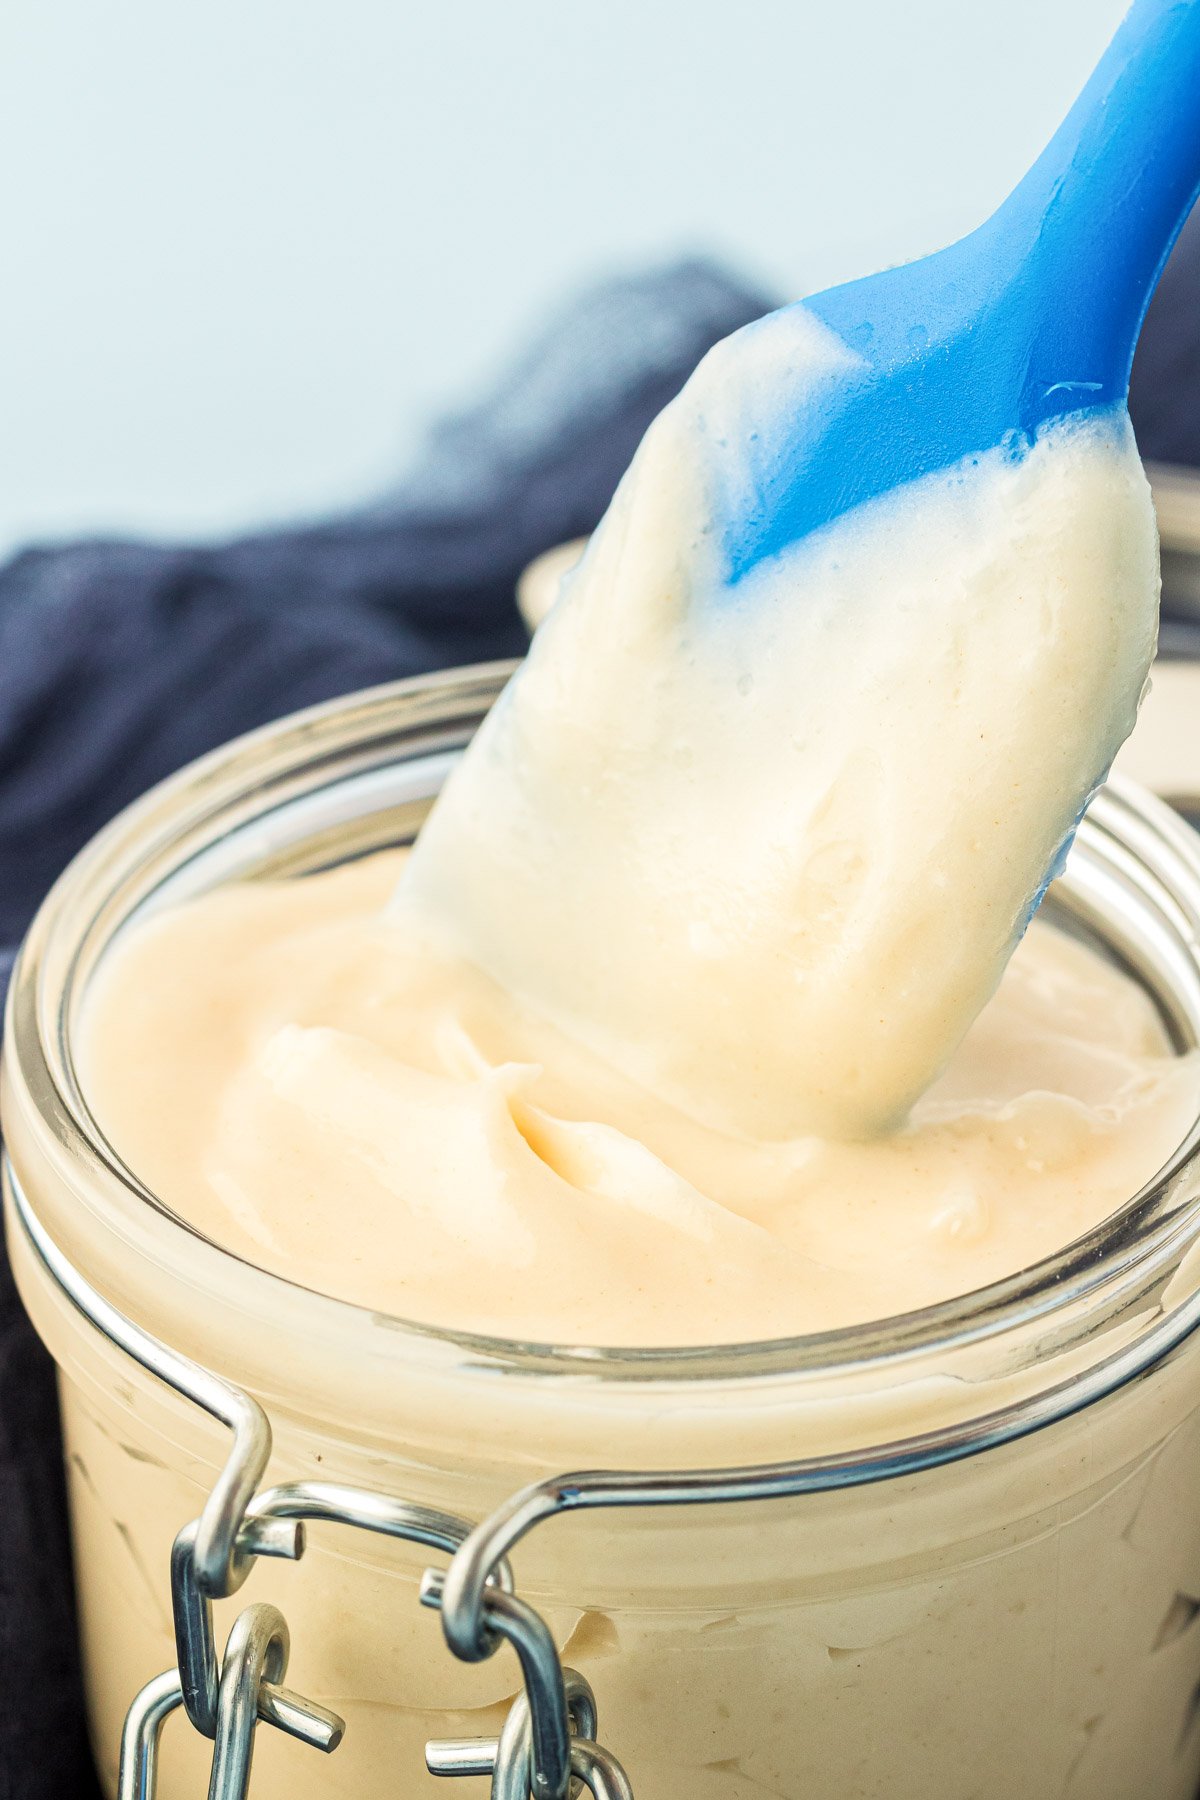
397;317;1159;1141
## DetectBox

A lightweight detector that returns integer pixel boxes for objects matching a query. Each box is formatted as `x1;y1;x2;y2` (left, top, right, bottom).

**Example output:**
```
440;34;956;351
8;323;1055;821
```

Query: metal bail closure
172;1515;306;1740
425;1666;634;1800
117;1605;344;1800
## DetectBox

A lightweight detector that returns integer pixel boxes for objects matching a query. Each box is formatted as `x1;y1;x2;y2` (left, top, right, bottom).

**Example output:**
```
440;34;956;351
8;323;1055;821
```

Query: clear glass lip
7;661;1200;1390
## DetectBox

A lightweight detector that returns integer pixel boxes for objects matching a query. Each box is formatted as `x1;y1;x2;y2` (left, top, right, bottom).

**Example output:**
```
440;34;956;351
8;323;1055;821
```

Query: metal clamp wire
490;1659;597;1800
4;1156;290;1597
427;1664;599;1799
169;1519;325;1742
16;1107;1200;1614
434;1259;1200;1667
425;1740;633;1800
173;1482;500;1738
565;1742;636;1800
489;1674;556;1800
119;1671;185;1800
421;1571;571;1800
426;1666;633;1800
207;1604;342;1800
117;1612;342;1800
245;1479;512;1587
173;1482;526;1784
172;1517;303;1737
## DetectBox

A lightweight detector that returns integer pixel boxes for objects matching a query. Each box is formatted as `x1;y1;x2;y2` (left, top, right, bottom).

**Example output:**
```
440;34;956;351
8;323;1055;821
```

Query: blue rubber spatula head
726;0;1200;577
402;0;1200;1146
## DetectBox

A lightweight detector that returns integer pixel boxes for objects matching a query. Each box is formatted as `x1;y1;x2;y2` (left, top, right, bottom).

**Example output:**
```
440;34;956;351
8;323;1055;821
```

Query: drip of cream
396;309;1160;1140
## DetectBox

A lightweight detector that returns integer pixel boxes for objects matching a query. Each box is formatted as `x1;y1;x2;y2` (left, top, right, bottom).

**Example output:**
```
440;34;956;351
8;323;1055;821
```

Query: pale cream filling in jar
5;666;1200;1800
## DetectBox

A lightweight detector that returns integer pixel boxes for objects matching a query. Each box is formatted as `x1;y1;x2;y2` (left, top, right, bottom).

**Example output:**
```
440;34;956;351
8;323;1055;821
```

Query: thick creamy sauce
80;850;1200;1346
78;312;1171;1344
399;316;1160;1142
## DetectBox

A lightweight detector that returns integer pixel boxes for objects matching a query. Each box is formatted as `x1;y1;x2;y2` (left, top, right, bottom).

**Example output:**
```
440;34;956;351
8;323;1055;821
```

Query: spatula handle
994;0;1200;396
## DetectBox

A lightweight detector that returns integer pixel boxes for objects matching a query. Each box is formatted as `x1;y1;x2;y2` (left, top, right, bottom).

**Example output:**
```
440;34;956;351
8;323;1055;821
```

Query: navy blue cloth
1131;200;1200;657
1131;200;1200;471
0;260;772;957
0;230;1198;1799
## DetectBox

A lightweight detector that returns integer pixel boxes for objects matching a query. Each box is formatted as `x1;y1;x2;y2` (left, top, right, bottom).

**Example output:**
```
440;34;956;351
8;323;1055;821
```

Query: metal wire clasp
421;1568;574;1800
8;1160;642;1800
171;1514;307;1740
208;1605;343;1800
119;1604;343;1800
425;1666;634;1800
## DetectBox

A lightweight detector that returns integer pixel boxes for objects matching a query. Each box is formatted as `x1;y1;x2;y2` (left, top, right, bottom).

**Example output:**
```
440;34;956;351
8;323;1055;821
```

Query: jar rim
7;662;1200;1391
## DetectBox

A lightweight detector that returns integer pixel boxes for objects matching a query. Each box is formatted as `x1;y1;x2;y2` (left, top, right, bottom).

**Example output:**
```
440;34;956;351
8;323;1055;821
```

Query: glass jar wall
6;668;1200;1800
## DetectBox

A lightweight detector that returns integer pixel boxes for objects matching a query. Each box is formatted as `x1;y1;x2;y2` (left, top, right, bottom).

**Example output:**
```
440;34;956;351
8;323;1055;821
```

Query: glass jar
6;664;1200;1800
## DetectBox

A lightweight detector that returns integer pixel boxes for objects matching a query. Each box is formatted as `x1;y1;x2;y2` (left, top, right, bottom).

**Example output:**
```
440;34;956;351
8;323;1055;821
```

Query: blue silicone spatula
400;0;1200;1150
725;0;1200;580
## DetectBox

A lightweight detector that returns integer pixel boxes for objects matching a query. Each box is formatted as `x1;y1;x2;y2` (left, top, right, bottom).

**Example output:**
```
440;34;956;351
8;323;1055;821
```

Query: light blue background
0;0;1128;554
